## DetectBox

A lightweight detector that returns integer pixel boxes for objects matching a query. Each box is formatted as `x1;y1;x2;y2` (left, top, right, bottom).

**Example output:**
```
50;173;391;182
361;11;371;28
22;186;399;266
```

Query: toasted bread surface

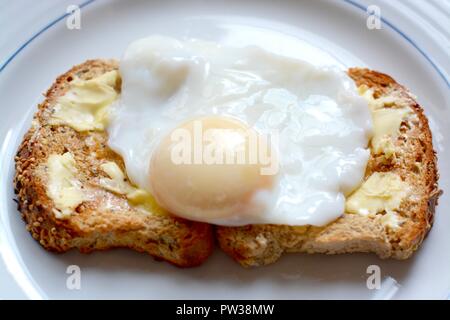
216;68;441;267
15;61;440;269
14;60;214;268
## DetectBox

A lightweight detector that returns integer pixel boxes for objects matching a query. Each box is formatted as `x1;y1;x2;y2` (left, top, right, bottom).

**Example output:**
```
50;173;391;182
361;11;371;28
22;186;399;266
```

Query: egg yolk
149;116;276;222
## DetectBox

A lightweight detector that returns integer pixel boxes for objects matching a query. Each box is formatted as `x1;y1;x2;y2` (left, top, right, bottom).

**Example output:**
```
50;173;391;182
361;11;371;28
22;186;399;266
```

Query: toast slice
14;60;214;268
216;68;441;267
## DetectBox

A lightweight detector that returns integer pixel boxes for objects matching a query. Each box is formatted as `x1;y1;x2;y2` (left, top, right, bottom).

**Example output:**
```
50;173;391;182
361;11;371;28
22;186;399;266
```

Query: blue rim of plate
0;0;94;73
344;0;449;88
0;0;448;89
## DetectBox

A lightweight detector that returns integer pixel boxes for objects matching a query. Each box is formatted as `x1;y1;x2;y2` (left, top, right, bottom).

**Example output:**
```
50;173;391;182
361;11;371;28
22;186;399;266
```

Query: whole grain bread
216;68;441;267
14;60;214;268
14;60;441;269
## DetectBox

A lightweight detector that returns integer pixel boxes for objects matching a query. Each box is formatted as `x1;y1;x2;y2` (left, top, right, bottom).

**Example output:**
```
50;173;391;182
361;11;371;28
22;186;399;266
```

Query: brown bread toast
216;68;441;267
14;60;214;268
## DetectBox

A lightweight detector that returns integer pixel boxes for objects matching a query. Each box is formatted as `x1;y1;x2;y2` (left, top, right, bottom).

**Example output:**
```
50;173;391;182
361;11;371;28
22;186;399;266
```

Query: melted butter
99;161;167;215
379;212;403;230
358;85;412;156
371;107;411;155
46;152;85;219
345;172;409;216
49;70;119;131
358;85;396;111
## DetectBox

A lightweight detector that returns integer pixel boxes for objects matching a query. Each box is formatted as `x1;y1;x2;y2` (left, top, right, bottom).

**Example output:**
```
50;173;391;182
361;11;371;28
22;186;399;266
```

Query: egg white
107;35;372;226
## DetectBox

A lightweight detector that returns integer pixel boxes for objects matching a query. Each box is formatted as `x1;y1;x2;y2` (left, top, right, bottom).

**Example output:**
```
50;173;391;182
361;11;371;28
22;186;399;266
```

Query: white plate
0;0;449;299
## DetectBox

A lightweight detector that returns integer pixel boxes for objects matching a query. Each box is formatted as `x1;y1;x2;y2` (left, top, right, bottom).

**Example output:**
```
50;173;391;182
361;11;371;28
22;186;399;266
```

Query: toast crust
14;60;214;268
216;68;441;267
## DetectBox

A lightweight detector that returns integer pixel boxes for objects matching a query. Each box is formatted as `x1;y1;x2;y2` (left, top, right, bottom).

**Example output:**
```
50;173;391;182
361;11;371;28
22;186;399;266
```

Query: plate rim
0;0;448;299
0;0;448;89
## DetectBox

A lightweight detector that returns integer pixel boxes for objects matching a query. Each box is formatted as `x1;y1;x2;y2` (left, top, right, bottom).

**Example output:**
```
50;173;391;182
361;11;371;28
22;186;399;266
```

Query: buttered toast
14;60;213;268
216;68;441;267
14;60;440;268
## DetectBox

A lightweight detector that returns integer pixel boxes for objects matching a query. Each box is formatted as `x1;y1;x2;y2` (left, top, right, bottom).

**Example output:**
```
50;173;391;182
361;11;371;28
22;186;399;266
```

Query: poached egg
107;35;372;226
